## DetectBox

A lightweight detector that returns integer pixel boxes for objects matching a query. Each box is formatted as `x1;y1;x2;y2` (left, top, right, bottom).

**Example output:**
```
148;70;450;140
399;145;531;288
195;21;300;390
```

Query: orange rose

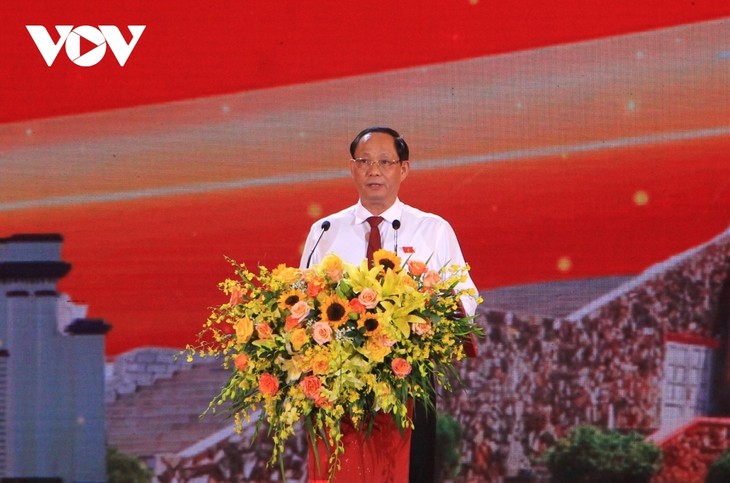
349;298;366;314
229;286;244;307
422;269;442;288
290;328;309;351
407;260;428;277
307;281;323;298
285;315;300;331
300;375;322;399
303;270;325;297
255;323;273;339
258;373;279;397
233;353;248;371
312;321;332;345
315;396;333;409
235;317;254;344
391;358;412;378
290;300;311;321
357;288;379;309
311;352;331;375
412;319;432;336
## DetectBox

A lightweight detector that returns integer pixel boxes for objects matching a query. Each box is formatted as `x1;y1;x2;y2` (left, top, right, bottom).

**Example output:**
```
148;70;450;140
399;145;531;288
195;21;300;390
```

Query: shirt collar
355;199;404;225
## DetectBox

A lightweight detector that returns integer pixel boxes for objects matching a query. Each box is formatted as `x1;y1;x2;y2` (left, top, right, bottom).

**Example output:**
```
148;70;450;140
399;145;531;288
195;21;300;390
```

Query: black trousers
409;393;436;483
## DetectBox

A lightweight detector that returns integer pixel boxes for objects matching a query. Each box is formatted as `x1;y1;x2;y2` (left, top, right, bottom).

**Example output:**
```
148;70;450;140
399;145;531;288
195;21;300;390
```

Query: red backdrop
1;1;729;355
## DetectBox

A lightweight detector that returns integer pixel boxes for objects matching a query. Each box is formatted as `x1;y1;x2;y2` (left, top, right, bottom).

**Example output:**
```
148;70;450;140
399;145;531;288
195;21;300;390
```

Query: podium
308;409;413;483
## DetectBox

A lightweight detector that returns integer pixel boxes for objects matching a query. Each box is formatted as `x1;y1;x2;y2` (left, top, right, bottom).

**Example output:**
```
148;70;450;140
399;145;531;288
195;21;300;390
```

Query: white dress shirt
300;199;478;315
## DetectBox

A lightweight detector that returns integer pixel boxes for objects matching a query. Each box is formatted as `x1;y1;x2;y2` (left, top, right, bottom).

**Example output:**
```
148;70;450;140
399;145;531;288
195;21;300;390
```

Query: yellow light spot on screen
557;257;572;273
308;203;322;218
633;190;649;206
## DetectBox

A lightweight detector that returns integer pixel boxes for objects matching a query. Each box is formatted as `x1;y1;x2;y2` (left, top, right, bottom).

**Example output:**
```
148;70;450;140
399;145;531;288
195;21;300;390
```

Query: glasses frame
351;158;403;170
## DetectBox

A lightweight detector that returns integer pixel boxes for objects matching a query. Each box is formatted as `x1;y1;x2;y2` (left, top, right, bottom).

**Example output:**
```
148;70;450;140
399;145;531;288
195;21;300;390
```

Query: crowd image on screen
440;235;730;481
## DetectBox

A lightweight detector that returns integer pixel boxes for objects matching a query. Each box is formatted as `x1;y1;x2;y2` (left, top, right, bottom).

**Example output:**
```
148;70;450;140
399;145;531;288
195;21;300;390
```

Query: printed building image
0;234;110;482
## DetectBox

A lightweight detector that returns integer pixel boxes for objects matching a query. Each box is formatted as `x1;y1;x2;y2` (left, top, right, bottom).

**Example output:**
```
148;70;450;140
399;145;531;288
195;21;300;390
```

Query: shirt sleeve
439;222;479;317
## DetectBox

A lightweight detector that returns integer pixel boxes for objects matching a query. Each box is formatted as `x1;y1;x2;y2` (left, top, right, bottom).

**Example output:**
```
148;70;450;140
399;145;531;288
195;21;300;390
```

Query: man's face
350;132;410;214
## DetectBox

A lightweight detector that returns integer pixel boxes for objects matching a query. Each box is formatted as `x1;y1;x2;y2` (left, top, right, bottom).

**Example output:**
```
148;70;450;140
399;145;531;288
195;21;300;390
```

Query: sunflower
318;294;351;328
278;289;307;310
372;249;401;272
357;312;381;335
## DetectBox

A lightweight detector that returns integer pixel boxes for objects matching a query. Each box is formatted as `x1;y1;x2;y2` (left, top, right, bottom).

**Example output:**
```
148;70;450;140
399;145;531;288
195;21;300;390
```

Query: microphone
392;219;401;253
306;220;331;268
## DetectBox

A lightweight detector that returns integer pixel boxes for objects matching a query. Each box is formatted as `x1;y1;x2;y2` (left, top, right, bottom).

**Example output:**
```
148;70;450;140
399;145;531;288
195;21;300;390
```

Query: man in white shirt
300;126;478;483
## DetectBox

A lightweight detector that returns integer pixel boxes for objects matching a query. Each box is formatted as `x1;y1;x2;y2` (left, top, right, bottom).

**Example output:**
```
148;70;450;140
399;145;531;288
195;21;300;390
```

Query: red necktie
366;216;383;267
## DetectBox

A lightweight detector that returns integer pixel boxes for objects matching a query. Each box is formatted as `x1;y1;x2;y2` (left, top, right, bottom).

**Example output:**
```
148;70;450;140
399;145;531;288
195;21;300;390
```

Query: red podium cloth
308;409;412;483
463;332;479;358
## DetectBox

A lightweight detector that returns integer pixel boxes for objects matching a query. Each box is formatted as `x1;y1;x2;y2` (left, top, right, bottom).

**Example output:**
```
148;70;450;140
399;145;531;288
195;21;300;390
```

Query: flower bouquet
185;249;482;480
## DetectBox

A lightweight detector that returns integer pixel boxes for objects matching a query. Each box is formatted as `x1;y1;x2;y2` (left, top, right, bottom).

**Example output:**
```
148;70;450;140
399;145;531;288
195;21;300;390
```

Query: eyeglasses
351;158;402;170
